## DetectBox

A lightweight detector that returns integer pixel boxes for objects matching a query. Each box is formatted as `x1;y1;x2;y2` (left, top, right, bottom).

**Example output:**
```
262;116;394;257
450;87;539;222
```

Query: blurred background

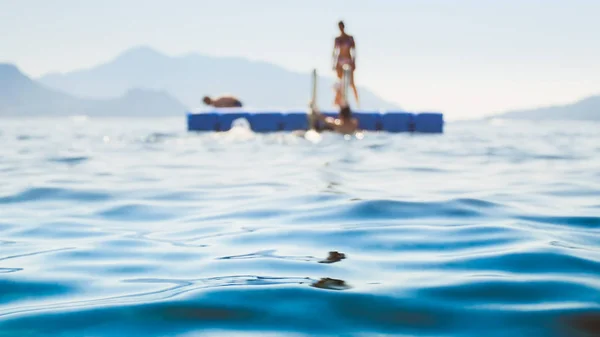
1;1;599;337
2;0;599;120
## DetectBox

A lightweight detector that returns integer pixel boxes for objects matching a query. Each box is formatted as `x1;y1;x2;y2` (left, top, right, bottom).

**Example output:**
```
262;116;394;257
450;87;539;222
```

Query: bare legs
349;72;359;108
335;65;360;107
333;83;343;107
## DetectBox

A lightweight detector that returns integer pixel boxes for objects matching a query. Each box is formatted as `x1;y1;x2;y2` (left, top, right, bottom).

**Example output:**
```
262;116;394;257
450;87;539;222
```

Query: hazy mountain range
0;63;186;116
37;46;399;112
0;46;399;117
492;95;600;121
1;46;598;119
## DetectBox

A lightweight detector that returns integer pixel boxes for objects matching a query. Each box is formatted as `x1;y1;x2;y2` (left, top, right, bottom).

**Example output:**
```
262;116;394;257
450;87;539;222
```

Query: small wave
532;154;582;161
16;135;47;141
0;286;459;336
0;275;313;320
96;203;179;222
0;187;111;204
186;198;509;226
0;247;74;263
286;198;507;223
14;222;109;240
422;250;600;275
518;215;600;228
418;278;599;307
218;250;318;263
142;132;179;144
0;222;13;231
402;166;451;173
0;280;75;306
0;166;16;173
47;155;90;165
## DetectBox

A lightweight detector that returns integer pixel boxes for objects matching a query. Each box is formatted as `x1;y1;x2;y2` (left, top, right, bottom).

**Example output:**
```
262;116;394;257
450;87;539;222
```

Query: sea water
0;117;599;337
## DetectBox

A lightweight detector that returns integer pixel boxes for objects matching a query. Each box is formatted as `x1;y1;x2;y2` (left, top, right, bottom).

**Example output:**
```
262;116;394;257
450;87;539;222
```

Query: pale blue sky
1;0;599;119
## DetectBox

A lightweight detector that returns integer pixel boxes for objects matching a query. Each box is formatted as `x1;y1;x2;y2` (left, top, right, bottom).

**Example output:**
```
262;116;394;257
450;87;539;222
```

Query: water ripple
0;118;599;337
0;187;111;204
47;155;90;165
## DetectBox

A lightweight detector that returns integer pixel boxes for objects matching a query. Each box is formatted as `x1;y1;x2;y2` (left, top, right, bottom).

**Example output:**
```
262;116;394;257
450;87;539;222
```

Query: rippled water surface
1;117;600;337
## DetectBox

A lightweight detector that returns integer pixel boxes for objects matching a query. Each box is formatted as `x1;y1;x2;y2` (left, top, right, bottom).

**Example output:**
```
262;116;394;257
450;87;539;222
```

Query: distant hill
85;88;187;117
0;63;86;116
39;46;400;110
0;63;186;116
493;95;600;121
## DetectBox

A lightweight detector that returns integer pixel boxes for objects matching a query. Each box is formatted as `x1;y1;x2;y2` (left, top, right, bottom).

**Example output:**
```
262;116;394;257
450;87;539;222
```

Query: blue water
1;117;599;337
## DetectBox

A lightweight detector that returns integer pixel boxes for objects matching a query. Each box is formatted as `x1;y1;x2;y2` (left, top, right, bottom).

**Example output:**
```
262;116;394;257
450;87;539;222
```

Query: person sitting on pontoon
311;99;358;135
203;95;243;108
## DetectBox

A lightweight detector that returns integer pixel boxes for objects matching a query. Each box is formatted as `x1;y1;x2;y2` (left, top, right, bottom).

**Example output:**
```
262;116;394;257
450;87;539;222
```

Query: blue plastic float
187;110;444;133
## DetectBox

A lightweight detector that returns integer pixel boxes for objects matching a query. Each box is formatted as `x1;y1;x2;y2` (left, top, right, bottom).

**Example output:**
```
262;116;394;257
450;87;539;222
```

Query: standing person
332;20;359;107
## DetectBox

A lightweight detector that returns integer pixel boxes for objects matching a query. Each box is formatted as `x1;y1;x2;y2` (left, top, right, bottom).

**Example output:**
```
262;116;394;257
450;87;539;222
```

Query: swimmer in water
203;95;243;108
332;20;359;107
